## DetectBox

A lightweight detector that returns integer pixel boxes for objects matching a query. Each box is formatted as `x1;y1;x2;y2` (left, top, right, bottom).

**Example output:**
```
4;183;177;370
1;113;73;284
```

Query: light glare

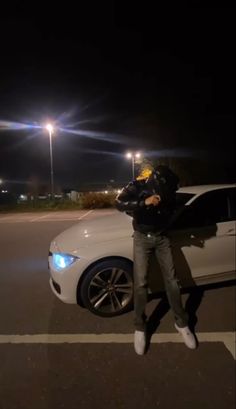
46;124;54;133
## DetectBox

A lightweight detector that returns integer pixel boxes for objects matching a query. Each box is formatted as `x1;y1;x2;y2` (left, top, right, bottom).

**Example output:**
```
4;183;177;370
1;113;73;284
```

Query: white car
48;184;236;317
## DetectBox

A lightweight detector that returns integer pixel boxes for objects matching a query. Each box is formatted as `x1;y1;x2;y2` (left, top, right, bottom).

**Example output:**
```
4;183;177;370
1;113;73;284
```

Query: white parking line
77;209;94;220
0;332;235;359
0;211;95;223
30;214;51;222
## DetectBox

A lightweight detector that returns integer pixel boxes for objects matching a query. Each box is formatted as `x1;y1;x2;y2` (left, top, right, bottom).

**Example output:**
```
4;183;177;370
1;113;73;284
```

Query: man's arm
115;182;160;212
115;182;145;212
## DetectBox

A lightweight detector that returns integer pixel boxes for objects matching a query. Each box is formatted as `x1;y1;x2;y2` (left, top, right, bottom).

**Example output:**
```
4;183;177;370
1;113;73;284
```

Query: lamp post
126;152;141;179
46;124;54;199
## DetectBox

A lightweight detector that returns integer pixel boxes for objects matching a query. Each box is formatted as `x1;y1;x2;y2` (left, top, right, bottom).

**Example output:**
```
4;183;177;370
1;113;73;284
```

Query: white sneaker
175;324;197;349
134;330;146;355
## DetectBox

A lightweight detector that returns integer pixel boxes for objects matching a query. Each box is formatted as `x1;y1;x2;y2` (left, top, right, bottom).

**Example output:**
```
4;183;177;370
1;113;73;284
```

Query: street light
45;124;54;199
126;152;141;179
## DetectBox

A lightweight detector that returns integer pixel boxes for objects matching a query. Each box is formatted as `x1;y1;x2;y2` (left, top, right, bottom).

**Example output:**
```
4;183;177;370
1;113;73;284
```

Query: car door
170;188;236;284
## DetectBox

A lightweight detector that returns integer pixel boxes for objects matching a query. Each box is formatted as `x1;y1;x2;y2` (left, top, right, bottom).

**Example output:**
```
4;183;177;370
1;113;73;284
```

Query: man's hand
145;195;161;206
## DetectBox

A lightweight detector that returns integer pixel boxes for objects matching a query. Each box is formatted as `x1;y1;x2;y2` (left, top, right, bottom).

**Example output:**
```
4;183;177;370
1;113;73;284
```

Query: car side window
173;189;231;230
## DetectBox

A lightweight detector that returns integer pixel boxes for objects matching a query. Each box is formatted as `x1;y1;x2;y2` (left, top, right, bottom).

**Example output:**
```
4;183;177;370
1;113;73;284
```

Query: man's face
136;168;153;180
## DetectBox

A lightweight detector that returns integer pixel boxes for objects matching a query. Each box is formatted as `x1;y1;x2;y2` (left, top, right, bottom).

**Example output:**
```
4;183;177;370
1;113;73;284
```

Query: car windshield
176;192;195;208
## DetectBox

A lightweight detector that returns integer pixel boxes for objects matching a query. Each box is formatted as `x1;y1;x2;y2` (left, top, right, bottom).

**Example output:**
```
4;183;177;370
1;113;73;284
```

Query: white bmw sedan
48;184;236;317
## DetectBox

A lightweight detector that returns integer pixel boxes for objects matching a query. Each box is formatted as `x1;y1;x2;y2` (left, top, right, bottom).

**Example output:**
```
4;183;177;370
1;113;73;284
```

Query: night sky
0;4;235;193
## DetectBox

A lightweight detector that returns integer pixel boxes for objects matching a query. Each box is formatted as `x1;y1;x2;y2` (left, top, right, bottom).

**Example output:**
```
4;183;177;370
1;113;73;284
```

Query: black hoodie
115;167;179;233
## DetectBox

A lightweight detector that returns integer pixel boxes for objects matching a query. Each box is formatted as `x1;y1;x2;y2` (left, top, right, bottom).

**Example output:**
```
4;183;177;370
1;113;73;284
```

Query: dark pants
133;230;188;331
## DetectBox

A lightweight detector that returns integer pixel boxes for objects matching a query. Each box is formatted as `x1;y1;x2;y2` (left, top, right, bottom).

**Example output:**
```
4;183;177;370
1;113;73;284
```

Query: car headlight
52;253;79;271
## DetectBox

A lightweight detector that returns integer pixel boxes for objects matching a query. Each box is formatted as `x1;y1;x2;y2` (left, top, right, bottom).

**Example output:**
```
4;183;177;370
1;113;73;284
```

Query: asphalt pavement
0;209;235;409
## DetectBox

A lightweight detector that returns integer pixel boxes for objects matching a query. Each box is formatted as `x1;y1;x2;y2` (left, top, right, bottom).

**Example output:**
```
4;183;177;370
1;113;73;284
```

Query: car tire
79;259;134;317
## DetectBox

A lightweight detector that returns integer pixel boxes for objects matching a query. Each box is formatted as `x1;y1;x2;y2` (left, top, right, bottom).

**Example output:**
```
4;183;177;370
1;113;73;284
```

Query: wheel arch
76;256;133;306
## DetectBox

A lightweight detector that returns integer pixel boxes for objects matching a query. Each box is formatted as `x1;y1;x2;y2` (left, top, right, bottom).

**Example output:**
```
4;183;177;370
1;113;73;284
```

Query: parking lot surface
0;210;235;409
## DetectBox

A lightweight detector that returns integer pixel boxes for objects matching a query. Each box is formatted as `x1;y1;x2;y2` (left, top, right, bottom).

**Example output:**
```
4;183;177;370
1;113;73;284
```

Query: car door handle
225;228;235;236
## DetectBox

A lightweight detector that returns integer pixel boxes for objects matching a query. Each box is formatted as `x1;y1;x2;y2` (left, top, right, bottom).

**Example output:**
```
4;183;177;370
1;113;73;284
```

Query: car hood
51;211;133;253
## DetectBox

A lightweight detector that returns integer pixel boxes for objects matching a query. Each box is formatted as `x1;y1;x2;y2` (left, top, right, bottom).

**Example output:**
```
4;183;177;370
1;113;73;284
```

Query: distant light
126;152;132;159
135;152;141;159
19;194;27;201
104;190;108;194
1;190;8;193
46;124;54;133
117;189;121;194
0;179;3;184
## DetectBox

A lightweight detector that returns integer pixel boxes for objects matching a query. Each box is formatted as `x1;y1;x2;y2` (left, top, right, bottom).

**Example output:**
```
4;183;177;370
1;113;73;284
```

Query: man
115;165;196;355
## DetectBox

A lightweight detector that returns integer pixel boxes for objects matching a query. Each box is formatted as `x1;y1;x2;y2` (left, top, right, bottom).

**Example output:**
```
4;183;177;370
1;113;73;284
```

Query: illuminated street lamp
126;152;141;179
45;124;54;198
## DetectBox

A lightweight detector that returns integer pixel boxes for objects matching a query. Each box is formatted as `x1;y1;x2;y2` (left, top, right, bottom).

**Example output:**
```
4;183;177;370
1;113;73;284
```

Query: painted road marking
31;210;94;222
0;218;80;223
0;209;97;223
30;214;51;222
77;209;94;220
0;332;235;359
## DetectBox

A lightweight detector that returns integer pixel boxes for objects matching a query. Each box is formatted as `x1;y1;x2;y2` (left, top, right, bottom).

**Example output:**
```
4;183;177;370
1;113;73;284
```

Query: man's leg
133;231;153;331
133;231;154;355
154;234;188;327
155;234;196;349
